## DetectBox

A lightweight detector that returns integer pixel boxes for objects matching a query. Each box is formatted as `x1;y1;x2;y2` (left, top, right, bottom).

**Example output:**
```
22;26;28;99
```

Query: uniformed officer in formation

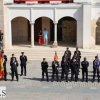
81;57;89;82
41;58;49;82
2;52;7;81
61;58;69;82
52;59;59;82
10;57;19;81
71;59;79;82
64;47;71;58
20;52;27;76
93;56;100;82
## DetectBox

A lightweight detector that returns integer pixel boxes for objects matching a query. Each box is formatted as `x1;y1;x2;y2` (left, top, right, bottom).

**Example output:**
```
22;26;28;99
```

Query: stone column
82;4;91;49
30;22;34;47
52;22;58;48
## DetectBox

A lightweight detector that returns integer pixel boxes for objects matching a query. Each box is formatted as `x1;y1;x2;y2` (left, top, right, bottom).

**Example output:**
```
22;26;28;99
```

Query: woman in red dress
0;51;4;79
38;30;43;46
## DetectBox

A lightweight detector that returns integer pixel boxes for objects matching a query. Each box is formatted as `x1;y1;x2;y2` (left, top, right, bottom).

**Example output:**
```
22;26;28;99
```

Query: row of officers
41;47;100;83
2;47;100;83
2;52;27;81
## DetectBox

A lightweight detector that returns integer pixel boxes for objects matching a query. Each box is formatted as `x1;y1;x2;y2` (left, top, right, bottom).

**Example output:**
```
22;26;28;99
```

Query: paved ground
0;60;100;100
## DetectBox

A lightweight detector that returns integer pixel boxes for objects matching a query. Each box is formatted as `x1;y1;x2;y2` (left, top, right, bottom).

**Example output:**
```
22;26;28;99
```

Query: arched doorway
57;16;77;45
11;17;31;45
96;17;100;45
34;17;54;45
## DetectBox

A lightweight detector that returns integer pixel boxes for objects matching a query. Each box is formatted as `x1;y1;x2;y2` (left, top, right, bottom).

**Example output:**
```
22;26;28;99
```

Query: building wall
11;17;28;43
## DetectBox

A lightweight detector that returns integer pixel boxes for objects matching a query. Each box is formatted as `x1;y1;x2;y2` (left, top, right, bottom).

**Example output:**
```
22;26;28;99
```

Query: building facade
1;0;100;48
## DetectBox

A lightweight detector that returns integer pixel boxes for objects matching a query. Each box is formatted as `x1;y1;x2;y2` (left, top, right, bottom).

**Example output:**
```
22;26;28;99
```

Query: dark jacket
61;61;69;70
71;61;79;72
20;55;27;66
81;61;89;70
41;61;48;71
10;60;19;71
3;55;7;67
52;61;59;71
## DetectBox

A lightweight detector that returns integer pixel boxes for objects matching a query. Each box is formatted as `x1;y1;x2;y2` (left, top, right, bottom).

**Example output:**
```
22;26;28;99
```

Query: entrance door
34;18;42;42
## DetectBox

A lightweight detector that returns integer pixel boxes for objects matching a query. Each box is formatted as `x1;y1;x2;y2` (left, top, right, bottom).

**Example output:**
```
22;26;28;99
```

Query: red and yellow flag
0;54;4;79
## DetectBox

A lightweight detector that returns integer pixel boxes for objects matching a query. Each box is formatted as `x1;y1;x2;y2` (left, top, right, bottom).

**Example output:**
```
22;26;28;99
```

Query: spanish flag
0;54;4;79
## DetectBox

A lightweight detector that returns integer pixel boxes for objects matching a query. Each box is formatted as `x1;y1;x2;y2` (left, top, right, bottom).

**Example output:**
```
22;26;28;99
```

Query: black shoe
47;80;49;82
51;79;54;82
17;79;18;82
92;80;94;83
24;74;26;76
11;79;13;81
66;80;68;82
42;78;44;81
82;79;84;82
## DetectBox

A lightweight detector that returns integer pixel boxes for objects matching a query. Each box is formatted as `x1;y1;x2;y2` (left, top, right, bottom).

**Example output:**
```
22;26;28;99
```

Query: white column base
52;41;58;48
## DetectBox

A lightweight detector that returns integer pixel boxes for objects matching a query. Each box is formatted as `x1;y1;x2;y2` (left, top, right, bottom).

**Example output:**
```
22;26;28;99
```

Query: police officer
10;54;16;76
20;52;27;76
93;56;100;82
64;47;71;57
41;58;49;82
81;57;89;82
71;59;79;82
10;57;19;81
2;52;7;81
74;47;81;57
62;52;70;63
52;59;59;82
61;58;69;82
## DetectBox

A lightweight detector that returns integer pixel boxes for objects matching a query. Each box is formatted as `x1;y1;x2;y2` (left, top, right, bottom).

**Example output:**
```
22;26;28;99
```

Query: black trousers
21;65;26;75
61;69;69;81
52;70;59;81
42;70;48;80
4;68;7;80
82;69;88;81
93;68;99;81
71;69;78;81
12;71;18;80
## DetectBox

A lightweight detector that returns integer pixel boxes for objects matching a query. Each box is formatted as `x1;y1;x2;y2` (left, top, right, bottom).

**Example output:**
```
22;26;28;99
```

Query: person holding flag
93;55;100;82
0;50;4;80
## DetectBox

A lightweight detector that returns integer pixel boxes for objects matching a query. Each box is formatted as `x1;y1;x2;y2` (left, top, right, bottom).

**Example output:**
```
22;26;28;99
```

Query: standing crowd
41;47;100;83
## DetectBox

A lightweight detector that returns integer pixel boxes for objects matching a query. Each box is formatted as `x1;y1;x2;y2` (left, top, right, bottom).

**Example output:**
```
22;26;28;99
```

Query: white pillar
52;22;58;48
30;22;34;47
82;4;91;49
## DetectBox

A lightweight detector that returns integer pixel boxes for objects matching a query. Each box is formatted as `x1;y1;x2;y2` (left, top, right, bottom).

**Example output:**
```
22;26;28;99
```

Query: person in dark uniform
81;57;89;82
52;59;59;82
61;58;70;82
10;54;16;77
71;59;79;82
74;47;81;57
2;52;7;81
10;57;19;81
41;58;49;82
20;52;27;76
93;56;100;82
62;52;70;63
64;47;71;57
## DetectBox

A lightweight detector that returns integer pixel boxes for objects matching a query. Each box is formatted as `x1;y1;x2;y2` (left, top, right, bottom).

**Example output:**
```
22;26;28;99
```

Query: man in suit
10;57;19;81
52;59;59;82
71;59;79;82
81;57;89;82
2;52;7;81
20;52;27;76
41;58;49;82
